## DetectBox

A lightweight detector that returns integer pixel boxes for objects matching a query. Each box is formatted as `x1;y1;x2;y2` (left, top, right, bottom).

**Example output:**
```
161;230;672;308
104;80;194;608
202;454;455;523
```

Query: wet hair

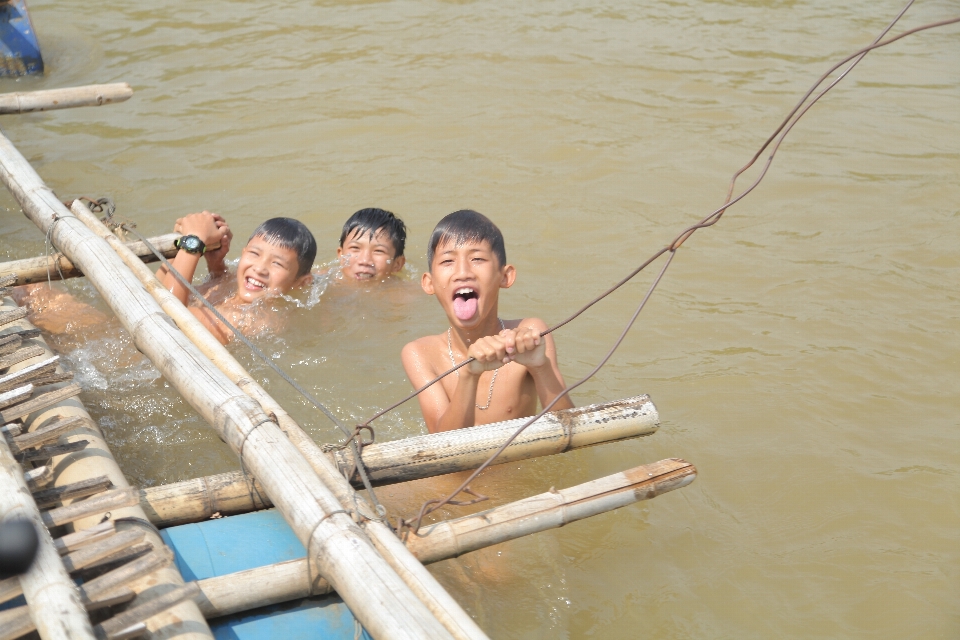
249;217;317;278
339;208;406;258
427;209;506;270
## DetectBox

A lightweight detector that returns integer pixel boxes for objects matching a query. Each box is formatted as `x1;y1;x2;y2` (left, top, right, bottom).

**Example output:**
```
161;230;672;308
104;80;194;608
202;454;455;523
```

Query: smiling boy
158;212;317;344
401;209;573;433
335;208;406;284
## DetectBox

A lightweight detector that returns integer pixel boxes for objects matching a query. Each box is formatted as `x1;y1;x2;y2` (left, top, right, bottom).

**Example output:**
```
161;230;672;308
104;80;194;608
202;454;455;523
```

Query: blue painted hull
0;0;43;77
160;510;372;640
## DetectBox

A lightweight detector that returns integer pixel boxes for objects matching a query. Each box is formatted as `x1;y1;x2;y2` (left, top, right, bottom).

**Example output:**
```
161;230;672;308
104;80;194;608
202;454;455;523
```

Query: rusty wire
378;5;960;534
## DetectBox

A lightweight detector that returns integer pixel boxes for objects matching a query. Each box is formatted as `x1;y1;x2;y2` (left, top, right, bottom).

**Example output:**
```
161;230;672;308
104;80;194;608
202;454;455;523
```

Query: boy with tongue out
401;210;574;433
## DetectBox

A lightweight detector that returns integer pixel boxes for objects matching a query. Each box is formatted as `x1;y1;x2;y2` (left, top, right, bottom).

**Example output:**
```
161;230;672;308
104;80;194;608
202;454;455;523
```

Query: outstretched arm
10;283;109;334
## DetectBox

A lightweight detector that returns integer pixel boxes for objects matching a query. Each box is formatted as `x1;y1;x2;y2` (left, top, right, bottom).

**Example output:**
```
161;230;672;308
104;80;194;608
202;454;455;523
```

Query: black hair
427;210;506;270
249;217;317;278
339;208;406;258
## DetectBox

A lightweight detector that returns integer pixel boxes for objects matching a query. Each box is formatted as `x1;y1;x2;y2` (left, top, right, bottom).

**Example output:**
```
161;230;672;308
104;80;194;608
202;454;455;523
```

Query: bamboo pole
0;233;180;286
193;459;696;619
140;396;659;527
0;83;133;115
0;434;95;640
1;133;455;639
71;201;487;640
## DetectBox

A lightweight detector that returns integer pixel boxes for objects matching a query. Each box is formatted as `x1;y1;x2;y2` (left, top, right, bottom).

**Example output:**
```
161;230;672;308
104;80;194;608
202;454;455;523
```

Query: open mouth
453;288;479;321
245;276;267;291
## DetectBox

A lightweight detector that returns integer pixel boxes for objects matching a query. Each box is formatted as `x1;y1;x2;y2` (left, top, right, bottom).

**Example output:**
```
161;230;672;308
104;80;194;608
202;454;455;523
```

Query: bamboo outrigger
0;85;697;639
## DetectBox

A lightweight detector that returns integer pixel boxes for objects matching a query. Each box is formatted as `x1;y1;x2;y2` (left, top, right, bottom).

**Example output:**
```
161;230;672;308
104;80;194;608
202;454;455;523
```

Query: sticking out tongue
453;296;478;321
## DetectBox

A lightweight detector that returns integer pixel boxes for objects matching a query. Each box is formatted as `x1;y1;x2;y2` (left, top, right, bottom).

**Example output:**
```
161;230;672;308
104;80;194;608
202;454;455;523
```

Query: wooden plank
0;343;44;371
23;463;51;489
94;582;200;640
54;520;116;555
0;327;41;341
32;474;113;509
27;371;75;389
0;83;133;114
0;306;27;329
82;541;153;573
79;548;173;603
12;414;85;450
17;438;89;463
0;273;16;287
1;422;21;437
0;333;20;356
41;488;138;529
61;529;146;573
1;382;82;423
0;232;180;286
0;355;59;393
0;383;31;410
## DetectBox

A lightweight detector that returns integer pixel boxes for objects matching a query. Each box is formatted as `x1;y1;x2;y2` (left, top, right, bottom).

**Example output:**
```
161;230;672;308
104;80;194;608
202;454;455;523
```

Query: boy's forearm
528;363;574;412
433;374;481;433
159;252;202;305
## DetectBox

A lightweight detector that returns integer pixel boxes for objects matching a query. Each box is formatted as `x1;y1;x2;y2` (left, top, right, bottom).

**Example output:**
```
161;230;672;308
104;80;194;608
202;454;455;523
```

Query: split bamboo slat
54;521;118;555
193;458;696;618
1;130;458;639
0;435;96;640
0;298;213;640
0;232;180;286
0;356;59;393
140;395;659;527
70;200;484;639
0;83;133;115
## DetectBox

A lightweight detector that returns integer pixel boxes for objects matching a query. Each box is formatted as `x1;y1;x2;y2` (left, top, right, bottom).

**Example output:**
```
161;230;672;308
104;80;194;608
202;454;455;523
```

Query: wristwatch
174;234;206;255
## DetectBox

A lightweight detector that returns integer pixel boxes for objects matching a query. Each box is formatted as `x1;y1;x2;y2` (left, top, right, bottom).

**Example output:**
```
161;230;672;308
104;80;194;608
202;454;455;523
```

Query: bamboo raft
0;85;698;640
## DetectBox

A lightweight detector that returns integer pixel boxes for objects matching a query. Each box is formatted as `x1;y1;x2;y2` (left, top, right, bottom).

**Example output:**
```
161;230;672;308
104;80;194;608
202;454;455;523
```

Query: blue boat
0;0;43;77
161;509;373;640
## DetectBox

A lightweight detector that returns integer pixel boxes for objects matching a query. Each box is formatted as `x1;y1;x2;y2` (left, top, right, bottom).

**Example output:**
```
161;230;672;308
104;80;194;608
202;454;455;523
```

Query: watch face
181;235;203;254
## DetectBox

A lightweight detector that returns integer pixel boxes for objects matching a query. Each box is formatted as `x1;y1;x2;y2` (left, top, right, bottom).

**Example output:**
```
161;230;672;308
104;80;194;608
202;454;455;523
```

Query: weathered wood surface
17;438;90;463
32;474;113;509
41;489;138;529
12;414;85;450
0;306;27;328
0;356;59;393
0;83;133;114
71;200;477;639
61;530;147;574
94;582;200;640
0;383;31;409
0;432;95;640
194;459;696;619
0;343;43;370
54;521;117;555
142;396;660;528
2;138;458;639
0;232;180;286
1;381;82;422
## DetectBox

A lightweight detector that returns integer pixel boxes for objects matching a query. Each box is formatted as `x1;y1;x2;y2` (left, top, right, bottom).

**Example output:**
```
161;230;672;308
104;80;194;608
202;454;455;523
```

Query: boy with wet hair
336;208;406;283
14;212;317;345
158;211;317;344
401;209;573;433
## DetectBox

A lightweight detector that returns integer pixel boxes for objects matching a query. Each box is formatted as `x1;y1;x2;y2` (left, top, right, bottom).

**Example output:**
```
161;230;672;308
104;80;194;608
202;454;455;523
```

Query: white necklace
448;319;505;411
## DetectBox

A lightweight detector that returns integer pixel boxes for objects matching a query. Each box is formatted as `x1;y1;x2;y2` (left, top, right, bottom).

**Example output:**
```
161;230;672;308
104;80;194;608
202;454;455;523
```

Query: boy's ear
391;255;406;273
294;273;314;290
500;264;517;289
336;247;343;260
421;271;435;295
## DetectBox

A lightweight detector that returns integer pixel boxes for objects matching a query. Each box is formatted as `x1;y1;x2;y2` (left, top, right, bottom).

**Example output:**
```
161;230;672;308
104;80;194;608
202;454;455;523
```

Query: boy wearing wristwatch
157;211;317;344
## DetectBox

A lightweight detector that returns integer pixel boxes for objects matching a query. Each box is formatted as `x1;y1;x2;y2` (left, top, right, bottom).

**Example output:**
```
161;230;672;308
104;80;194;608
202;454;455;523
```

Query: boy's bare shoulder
401;332;447;371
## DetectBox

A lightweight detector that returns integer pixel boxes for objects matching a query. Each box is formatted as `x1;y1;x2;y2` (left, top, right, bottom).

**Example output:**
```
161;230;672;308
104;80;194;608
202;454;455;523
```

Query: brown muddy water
1;0;958;637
